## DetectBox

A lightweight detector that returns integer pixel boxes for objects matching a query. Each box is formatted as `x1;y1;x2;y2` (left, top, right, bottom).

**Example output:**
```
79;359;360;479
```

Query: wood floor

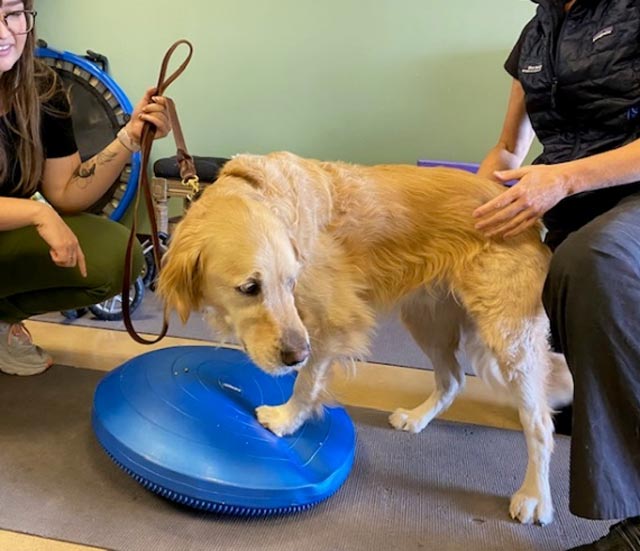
1;320;522;550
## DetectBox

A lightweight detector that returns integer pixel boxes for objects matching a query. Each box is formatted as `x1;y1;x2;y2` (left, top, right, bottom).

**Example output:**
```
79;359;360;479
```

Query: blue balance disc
92;346;356;516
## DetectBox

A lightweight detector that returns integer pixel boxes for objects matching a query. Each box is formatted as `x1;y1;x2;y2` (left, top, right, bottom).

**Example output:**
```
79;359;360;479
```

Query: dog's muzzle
280;330;310;367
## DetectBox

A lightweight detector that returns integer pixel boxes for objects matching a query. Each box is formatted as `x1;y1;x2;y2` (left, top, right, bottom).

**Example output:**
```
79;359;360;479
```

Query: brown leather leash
122;39;199;344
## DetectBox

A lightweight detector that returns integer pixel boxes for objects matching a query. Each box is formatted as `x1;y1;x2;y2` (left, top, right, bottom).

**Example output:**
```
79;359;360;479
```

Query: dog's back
318;159;551;309
216;151;551;311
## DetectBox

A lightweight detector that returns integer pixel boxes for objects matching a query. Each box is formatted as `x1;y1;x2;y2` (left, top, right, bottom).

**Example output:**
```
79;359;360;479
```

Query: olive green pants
0;213;143;323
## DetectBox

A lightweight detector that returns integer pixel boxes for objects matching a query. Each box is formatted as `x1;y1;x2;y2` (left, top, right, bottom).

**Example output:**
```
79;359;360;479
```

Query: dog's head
157;185;310;375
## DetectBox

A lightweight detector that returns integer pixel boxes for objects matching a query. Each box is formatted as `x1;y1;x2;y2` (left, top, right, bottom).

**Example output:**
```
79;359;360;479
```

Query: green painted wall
36;1;537;166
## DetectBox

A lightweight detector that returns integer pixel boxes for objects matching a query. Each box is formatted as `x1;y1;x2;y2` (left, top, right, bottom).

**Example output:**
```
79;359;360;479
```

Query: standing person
0;1;171;376
473;0;640;549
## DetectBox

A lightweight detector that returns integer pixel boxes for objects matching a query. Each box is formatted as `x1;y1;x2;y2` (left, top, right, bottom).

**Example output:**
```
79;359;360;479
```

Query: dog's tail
546;352;573;409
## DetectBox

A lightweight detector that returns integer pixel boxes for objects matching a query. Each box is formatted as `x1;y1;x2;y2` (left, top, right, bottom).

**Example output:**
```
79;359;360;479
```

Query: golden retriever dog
157;151;573;526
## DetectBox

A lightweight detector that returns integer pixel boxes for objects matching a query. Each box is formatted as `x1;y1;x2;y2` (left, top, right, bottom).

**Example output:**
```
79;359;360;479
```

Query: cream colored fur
157;151;573;525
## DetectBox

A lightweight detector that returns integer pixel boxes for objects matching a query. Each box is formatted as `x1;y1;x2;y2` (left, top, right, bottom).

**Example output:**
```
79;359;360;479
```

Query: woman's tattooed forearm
72;163;96;186
71;147;120;189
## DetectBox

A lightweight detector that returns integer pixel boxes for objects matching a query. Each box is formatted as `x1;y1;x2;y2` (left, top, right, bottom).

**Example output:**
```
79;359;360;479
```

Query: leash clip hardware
182;175;200;201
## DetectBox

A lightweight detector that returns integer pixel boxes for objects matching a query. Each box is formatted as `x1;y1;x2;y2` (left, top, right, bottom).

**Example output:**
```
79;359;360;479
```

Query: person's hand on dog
124;88;172;144
473;163;572;238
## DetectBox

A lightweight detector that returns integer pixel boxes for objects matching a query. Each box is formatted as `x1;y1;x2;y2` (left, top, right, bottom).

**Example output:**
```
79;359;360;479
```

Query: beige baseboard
25;320;521;431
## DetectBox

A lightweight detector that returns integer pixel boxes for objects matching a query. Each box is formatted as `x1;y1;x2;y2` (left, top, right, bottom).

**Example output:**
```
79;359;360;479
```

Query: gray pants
543;192;640;520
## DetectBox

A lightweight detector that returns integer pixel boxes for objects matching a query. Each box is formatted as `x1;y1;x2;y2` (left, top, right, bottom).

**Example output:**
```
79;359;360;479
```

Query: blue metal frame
35;45;140;222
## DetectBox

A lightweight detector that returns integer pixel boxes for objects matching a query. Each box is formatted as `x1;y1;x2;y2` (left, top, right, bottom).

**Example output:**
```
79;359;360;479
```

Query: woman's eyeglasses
0;10;37;35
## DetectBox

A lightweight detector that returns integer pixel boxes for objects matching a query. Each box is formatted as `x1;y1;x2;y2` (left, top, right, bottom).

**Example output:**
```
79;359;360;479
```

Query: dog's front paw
509;489;554;525
256;404;305;437
389;408;429;434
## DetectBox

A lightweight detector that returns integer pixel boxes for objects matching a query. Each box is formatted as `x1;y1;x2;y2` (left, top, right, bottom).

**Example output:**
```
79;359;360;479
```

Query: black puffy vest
515;0;640;234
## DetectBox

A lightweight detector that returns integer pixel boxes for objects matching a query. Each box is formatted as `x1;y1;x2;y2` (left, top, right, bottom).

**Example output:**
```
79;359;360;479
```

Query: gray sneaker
0;322;53;376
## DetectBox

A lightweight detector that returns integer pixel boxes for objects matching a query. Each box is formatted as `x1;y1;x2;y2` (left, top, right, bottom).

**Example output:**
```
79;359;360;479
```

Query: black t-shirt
41;86;78;159
0;83;78;198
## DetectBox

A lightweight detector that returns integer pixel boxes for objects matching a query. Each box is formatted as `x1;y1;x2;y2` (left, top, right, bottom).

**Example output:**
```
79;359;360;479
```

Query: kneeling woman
0;1;171;375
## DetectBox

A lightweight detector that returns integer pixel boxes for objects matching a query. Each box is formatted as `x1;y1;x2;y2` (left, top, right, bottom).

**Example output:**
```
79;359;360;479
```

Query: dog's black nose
280;330;310;366
280;345;310;367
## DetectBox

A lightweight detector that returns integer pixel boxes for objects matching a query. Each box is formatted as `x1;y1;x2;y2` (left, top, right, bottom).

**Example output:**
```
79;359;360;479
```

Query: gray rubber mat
0;364;610;551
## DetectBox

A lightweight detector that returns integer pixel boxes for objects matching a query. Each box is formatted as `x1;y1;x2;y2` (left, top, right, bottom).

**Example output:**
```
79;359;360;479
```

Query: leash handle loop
122;40;196;345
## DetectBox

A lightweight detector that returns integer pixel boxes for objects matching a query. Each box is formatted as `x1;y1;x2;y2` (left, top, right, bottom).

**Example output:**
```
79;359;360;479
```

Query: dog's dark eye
237;280;261;296
287;277;296;291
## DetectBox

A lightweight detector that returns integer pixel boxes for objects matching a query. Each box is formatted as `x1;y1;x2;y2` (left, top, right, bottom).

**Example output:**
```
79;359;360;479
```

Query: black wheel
141;246;157;289
89;276;145;321
139;232;169;291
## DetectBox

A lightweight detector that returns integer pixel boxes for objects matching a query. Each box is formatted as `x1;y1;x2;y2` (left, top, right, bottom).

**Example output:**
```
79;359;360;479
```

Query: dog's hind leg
389;289;466;433
466;303;556;525
508;357;555;525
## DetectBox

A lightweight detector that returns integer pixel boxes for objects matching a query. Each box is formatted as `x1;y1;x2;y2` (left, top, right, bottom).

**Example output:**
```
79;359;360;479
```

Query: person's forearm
0;197;49;231
562;138;640;195
61;138;132;211
478;80;536;181
477;143;527;179
49;137;133;213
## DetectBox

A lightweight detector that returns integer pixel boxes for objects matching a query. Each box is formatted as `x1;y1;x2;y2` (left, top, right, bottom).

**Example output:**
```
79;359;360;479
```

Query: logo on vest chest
521;64;543;74
592;26;613;43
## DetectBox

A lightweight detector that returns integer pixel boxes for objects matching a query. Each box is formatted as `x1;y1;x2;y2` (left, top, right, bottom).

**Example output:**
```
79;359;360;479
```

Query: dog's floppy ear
220;154;266;190
157;245;204;324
